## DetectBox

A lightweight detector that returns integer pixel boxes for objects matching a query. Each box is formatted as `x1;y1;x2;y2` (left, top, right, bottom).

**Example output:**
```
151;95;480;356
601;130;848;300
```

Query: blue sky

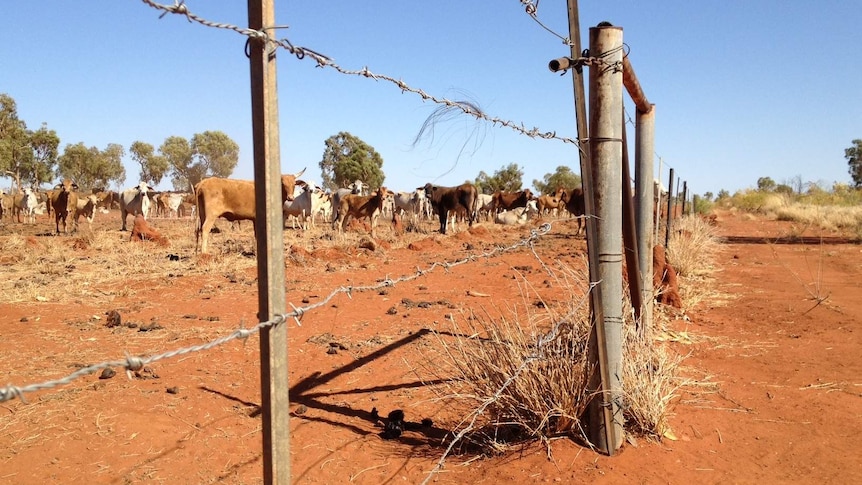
2;1;860;196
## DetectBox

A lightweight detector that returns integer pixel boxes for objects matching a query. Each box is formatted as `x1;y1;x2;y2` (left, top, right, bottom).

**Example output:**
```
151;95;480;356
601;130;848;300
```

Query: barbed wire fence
1;1;608;481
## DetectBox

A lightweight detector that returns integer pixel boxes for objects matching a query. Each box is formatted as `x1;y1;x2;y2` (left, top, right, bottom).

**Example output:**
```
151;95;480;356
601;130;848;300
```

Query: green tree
0;93;32;190
474;163;524;193
533;165;582;194
717;189;730;200
845;138;862;188
130;140;169;186
756;176;776;192
161;131;239;190
27;123;60;187
57;142;126;191
319;131;384;190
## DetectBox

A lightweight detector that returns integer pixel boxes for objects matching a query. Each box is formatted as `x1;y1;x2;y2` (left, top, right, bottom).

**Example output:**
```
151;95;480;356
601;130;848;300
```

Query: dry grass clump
621;321;688;438
773;204;862;235
667;215;720;278
664;215;722;312
418;261;690;456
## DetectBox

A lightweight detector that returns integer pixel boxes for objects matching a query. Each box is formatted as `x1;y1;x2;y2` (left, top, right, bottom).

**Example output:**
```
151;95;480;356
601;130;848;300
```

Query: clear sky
2;1;860;196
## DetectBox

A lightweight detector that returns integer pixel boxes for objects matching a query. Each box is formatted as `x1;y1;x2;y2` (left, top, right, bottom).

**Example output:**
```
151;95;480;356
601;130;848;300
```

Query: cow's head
55;179;78;193
135;182;151;194
281;167;306;202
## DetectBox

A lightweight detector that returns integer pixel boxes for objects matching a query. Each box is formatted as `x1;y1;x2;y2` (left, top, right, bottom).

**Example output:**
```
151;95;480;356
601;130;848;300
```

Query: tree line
3;92;587;197
0;93;239;192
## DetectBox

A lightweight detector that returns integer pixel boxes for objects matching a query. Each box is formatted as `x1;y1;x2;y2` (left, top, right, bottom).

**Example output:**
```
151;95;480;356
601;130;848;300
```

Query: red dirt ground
1;209;860;484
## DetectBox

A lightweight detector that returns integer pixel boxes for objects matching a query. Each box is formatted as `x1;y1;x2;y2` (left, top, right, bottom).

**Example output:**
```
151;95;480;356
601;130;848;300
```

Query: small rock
19;317;28;323
295;405;308;415
326;346;338;355
105;310;122;328
386;306;398;315
99;368;116;380
166;386;179;394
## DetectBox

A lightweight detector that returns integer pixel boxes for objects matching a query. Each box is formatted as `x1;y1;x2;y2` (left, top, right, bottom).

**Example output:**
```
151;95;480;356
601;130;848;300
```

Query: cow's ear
55;183;62;189
72;183;79;190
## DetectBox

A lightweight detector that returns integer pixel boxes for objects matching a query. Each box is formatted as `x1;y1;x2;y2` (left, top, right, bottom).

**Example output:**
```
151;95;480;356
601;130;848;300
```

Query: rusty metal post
664;167;675;249
247;0;290;483
634;107;655;335
620;114;642;326
587;22;625;454
681;181;688;215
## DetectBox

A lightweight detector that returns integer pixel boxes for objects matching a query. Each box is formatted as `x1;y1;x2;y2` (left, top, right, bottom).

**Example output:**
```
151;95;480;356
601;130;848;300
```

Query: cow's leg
438;211;447;234
199;216;215;254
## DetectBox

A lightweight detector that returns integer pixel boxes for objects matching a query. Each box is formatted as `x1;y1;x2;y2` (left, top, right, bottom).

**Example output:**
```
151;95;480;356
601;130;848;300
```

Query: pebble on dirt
99;368;116;380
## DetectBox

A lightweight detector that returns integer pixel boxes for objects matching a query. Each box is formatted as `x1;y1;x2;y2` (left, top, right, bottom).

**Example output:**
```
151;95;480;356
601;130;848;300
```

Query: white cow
476;193;495;221
283;181;324;230
119;182;153;231
494;200;538;226
20;188;39;224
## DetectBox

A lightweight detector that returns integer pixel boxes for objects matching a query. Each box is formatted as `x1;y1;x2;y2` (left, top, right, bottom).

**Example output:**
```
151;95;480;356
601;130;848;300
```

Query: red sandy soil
1;209;860;484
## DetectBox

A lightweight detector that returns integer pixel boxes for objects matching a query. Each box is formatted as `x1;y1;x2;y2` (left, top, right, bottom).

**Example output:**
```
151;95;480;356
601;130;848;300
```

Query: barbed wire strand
1;222;567;404
139;0;582;150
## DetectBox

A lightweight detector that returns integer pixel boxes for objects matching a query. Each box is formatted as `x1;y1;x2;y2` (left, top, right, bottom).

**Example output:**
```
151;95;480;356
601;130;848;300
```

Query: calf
194;168;305;254
330;180;366;226
50;179;79;234
74;194;99;228
336;186;389;237
423;182;479;234
536;190;567;218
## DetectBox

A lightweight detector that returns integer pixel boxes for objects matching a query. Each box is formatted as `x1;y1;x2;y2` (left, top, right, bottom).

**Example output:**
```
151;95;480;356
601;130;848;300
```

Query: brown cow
423;182;479;234
491;189;533;213
336;187;390;238
536;188;568;218
562;187;586;236
194;169;305;254
50;179;79;234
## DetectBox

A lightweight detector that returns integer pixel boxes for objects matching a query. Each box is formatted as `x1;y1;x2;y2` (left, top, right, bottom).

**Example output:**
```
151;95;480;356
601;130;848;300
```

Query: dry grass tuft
416;259;694;457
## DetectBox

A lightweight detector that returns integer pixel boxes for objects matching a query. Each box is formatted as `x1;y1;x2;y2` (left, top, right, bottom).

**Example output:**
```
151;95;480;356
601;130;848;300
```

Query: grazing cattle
94;190;120;210
74;194;99;228
119;182;154;231
283;181;325;230
392;190;428;223
423;182;479;234
194;168;306;254
336;186;390;237
536;189;567;218
562;187;586;235
491;189;533;213
154;192;186;218
17;188;40;224
50;179;79;234
412;188;433;221
330;180;366;226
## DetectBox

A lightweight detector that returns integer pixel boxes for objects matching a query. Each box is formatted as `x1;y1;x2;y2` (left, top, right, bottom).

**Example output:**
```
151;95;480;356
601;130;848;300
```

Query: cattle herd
0;172;586;254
